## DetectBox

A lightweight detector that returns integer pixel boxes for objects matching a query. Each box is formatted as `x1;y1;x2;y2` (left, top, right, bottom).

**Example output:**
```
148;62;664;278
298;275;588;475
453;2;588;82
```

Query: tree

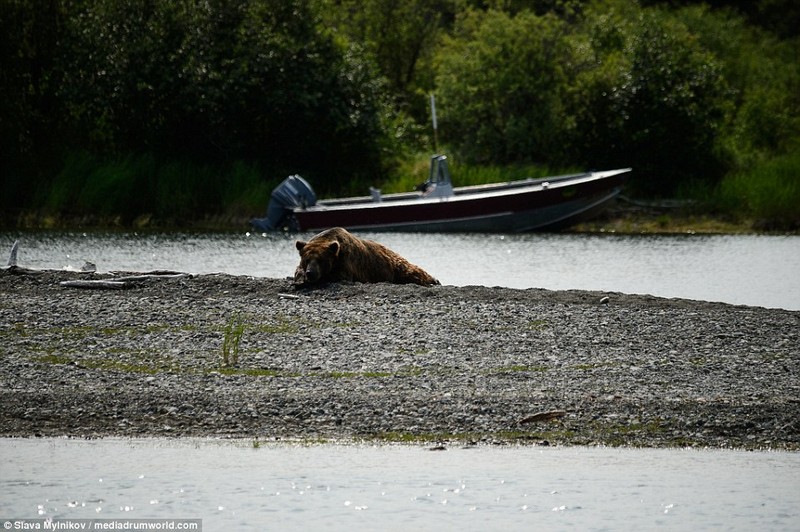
623;10;728;194
567;3;731;195
0;0;68;210
57;0;392;189
323;0;455;106
435;9;573;164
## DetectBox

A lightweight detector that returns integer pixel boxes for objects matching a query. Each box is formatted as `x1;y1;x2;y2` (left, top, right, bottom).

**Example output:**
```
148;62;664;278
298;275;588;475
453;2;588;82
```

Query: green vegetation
214;367;283;378
36;354;73;366
221;315;245;368
493;365;549;373
381;154;577;193
715;152;800;229
590;419;668;447
571;361;618;370
372;428;579;445
34;353;167;375
2;0;798;229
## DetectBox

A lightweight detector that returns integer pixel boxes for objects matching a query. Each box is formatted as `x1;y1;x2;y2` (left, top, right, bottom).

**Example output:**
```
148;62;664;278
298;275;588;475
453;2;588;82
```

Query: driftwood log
59;280;129;290
519;410;567;424
59;273;192;290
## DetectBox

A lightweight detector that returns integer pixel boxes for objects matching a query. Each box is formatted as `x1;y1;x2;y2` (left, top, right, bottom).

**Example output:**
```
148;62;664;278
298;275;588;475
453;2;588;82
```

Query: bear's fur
294;227;439;287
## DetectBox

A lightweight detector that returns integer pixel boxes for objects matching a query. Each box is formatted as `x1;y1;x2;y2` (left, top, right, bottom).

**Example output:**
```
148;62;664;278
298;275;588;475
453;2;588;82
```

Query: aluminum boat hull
291;169;630;233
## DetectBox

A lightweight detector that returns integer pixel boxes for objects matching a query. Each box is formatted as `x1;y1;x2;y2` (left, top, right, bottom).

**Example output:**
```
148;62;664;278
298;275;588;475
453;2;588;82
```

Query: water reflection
2;230;798;309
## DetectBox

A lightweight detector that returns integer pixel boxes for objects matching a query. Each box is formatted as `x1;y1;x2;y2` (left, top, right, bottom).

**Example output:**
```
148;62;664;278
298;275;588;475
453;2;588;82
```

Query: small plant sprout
222;315;245;368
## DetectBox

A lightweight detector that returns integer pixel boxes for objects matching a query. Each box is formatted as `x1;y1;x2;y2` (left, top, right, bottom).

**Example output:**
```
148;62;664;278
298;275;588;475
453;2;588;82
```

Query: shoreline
1;269;798;450
3;205;798;236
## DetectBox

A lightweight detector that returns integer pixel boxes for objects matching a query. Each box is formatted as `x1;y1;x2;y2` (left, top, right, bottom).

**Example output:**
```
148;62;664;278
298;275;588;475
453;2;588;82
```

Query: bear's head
294;239;340;285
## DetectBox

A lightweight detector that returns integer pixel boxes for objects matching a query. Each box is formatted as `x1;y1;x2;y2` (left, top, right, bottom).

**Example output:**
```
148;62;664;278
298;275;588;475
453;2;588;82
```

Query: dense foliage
1;0;798;226
1;0;392;222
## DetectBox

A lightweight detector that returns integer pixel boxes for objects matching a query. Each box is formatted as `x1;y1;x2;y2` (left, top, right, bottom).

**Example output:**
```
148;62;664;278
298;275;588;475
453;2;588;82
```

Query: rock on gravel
1;268;798;449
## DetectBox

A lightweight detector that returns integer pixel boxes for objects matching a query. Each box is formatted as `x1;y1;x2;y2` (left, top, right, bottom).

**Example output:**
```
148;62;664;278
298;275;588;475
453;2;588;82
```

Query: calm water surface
1;439;798;531
2;231;798;309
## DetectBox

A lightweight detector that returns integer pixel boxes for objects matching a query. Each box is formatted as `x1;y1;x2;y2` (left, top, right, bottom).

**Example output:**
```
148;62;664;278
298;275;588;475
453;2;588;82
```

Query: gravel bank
1;268;798;449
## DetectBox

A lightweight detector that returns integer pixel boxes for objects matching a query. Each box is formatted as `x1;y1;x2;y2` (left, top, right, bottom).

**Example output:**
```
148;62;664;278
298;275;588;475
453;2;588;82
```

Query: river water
2;231;799;530
1;439;798;531
2;230;799;309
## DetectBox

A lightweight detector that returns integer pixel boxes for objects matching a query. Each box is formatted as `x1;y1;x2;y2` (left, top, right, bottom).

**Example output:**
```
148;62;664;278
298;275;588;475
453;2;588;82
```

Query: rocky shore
1;268;798;449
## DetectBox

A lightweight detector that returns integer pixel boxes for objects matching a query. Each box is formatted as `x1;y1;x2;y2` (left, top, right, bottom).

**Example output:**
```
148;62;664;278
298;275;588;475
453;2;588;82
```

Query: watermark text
2;520;201;531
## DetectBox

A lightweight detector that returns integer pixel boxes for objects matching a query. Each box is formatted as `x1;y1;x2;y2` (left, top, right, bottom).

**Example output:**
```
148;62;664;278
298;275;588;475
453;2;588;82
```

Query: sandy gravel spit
1;268;798;449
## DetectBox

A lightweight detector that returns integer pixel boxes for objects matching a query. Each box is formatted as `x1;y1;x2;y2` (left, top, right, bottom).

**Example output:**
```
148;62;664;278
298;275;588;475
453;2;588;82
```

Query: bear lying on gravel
294;227;439;287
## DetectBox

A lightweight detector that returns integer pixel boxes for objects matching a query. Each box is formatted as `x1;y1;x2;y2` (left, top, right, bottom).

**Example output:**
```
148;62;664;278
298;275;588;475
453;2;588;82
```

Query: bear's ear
295;240;307;252
328;241;340;256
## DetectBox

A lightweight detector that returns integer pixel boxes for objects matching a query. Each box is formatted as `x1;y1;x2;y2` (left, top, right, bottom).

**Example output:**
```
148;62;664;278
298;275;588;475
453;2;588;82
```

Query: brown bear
294;227;439;287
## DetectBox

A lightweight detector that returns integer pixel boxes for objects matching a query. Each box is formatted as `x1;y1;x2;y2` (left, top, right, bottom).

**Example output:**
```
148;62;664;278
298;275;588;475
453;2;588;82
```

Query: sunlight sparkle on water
2;440;798;531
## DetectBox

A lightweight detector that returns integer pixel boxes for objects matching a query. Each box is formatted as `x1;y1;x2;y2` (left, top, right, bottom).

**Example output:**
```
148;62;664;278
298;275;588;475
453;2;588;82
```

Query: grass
715;151;800;229
40;151;273;227
379;151;581;193
370;418;675;448
36;354;73;365
11;146;799;233
571;361;619;370
590;419;668;447
4;318;632;390
217;313;334;370
381;151;797;233
323;370;392;378
215;367;284;377
378;151;800;234
372;428;577;445
493;365;549;373
221;314;245;368
527;319;549;330
34;353;169;374
210;367;418;379
11;315;417;380
4;323;197;339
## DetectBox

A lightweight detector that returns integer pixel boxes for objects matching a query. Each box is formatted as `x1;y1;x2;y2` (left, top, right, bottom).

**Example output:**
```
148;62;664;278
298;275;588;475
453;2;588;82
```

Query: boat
250;155;631;233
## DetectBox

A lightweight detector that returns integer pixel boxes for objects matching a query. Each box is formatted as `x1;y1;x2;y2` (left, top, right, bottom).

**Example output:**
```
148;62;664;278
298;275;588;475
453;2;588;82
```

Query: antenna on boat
430;93;439;152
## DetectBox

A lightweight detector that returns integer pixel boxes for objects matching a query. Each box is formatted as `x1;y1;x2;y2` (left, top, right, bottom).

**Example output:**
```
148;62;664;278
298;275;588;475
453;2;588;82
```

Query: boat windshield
429;155;451;185
425;155;454;198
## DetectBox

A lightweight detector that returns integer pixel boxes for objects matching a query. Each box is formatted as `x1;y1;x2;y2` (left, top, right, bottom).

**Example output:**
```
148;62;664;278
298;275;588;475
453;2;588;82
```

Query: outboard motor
250;174;316;231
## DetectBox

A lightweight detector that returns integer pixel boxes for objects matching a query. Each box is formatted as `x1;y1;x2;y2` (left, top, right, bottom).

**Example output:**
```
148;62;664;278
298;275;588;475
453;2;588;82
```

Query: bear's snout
303;263;322;283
